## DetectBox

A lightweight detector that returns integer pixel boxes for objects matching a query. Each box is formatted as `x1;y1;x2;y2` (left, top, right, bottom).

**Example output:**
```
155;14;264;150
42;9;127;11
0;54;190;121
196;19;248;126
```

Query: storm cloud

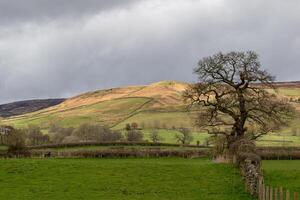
0;0;300;103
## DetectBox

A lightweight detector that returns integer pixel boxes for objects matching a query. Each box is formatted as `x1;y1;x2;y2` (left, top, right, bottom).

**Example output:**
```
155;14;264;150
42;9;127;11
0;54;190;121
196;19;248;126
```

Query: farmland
263;160;300;193
1;81;300;147
0;158;254;200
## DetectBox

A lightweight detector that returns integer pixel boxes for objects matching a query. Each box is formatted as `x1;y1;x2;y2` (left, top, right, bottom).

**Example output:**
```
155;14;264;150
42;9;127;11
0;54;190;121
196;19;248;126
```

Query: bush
73;123;122;142
26;125;49;145
175;128;193;144
209;135;227;159
6;129;27;155
125;130;144;142
49;126;74;143
149;130;162;143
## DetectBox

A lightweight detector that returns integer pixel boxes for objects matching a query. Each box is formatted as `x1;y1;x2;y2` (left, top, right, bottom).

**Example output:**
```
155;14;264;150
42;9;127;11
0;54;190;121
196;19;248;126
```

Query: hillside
0;99;65;118
1;81;300;133
1;81;192;129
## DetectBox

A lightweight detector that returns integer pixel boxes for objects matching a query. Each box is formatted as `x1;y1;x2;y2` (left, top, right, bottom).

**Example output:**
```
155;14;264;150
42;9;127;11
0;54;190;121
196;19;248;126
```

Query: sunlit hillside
1;81;300;141
1;81;193;130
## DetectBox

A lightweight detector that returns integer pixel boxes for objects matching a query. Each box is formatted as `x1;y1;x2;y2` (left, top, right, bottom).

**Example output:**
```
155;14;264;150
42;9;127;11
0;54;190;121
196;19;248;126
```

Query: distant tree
149;130;162;143
125;130;144;142
131;122;138;130
125;123;131;131
96;126;122;142
73;123;122;142
184;51;294;149
49;125;74;143
26;125;48;145
175;128;193;144
6;129;26;152
73;123;96;142
0;125;14;145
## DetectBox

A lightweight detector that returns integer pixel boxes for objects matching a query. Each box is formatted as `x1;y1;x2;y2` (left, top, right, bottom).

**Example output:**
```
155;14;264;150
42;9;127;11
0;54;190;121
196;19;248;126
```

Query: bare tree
175;128;193;144
125;130;144;142
131;122;139;130
26;125;49;145
74;123;122;142
149;130;162;143
6;129;26;152
49;125;74;143
184;51;294;147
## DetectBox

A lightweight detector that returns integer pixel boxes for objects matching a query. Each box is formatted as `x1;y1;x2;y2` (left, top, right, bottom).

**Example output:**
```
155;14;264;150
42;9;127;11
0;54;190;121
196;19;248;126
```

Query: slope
1;81;300;134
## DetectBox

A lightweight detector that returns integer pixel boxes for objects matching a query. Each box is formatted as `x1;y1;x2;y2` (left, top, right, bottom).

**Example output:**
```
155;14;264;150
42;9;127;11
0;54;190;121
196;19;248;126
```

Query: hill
0;99;65;118
1;81;300;134
1;81;192;129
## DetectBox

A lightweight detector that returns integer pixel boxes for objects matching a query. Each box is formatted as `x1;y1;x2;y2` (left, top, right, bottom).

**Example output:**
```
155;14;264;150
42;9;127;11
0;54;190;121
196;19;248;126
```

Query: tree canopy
184;51;294;145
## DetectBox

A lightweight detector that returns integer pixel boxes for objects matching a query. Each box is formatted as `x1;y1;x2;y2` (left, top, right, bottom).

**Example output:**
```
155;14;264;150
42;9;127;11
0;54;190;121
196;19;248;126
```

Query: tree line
0;122;196;153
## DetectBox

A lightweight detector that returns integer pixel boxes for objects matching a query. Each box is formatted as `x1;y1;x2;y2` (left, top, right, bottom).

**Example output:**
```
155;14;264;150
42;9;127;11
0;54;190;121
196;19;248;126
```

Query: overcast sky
0;0;300;103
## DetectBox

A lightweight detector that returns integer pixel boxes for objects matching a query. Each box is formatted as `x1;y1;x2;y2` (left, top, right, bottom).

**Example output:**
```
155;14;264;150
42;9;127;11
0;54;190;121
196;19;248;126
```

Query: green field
263;160;300;193
0;158;254;200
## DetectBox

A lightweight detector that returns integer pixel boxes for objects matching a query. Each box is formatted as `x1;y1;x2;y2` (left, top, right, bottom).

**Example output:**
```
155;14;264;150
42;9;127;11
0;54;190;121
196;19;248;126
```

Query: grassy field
0;158;254;200
263;160;300;193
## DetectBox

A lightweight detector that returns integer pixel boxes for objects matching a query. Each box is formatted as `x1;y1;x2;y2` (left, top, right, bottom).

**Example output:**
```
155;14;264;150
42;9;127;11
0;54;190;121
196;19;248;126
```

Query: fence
258;177;299;200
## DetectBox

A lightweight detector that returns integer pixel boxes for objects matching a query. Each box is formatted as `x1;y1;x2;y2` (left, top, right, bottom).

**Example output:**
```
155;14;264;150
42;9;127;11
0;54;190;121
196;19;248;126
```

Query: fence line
258;177;298;200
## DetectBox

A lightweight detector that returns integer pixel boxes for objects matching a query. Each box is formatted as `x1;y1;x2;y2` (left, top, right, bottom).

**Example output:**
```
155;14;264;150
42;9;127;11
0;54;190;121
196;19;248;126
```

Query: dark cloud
0;0;138;25
0;0;300;103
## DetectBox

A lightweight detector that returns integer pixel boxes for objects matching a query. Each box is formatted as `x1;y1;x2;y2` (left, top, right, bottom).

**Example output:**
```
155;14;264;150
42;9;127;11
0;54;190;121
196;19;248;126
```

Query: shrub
6;129;27;153
73;123;122;142
175;128;193;144
49;125;74;143
125;130;144;142
149;130;162;143
26;125;49;145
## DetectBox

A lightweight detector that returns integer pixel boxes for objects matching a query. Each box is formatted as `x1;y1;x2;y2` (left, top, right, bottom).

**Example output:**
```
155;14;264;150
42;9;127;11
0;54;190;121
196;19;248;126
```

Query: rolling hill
1;80;300;133
0;81;193;130
0;99;65;118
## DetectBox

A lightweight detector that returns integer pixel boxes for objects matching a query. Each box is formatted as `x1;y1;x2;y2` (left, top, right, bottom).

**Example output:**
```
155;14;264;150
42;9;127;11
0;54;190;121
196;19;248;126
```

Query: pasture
0;158;254;200
263;160;300;193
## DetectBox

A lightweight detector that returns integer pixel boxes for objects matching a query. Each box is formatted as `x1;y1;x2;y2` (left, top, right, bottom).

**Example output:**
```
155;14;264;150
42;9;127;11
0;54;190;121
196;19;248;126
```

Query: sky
0;0;300;103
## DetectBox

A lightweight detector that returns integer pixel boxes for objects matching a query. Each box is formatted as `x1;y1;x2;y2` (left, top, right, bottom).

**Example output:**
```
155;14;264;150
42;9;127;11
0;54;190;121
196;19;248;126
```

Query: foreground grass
263;160;300;193
0;158;254;200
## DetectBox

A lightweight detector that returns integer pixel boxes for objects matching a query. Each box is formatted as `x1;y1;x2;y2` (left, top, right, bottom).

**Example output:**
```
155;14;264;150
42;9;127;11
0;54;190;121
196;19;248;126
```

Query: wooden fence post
270;186;273;200
280;187;284;200
258;177;263;200
294;192;298;200
274;188;278;200
286;190;290;200
266;186;270;200
262;184;266;200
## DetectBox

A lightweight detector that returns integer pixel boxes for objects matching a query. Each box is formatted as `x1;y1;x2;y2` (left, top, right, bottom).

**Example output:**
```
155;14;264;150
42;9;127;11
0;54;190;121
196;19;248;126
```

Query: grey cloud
0;0;300;103
0;0;138;25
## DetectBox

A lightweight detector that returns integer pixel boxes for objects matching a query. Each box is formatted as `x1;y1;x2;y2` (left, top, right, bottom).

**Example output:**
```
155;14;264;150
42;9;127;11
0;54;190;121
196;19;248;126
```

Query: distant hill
1;81;300;130
0;99;65;118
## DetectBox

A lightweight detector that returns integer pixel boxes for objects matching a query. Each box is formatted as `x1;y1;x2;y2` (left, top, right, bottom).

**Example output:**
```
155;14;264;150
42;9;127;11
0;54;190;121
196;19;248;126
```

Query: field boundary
26;141;209;149
258;177;299;200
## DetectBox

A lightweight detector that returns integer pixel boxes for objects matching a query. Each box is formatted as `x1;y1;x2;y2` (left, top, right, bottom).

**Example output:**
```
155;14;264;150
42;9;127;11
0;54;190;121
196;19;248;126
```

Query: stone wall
230;138;263;197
